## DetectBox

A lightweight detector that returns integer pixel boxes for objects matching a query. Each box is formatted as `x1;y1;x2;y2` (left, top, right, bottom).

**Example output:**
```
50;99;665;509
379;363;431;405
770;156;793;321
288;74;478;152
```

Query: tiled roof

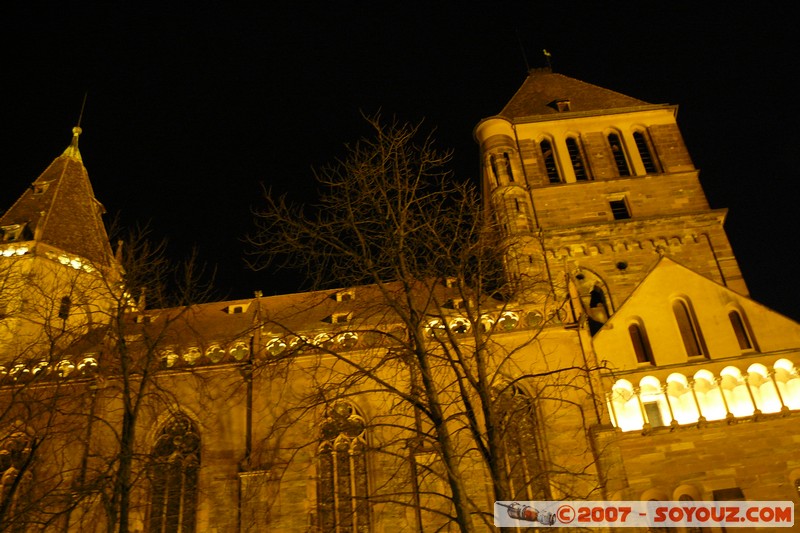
0;129;114;266
499;69;651;120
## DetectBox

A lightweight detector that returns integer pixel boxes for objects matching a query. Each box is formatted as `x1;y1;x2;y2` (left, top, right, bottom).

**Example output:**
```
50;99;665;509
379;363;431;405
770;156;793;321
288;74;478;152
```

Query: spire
0;127;115;268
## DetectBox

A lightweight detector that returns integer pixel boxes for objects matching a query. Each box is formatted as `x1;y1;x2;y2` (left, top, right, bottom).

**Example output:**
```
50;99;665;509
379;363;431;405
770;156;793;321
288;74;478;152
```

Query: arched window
678;494;706;532
565;137;589;181
575;271;612;335
672;299;706;358
539;139;561;183
633;130;659;174
0;429;33;531
318;402;370;533
494;382;549;501
149;415;200;533
629;323;654;364
607;132;630;176
503;152;515;182
489;154;499;186
587;284;610;336
728;310;756;351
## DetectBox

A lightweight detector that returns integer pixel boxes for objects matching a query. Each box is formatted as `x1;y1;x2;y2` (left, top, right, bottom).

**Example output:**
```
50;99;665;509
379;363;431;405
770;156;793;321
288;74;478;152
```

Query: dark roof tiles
499;69;652;120
0;131;114;266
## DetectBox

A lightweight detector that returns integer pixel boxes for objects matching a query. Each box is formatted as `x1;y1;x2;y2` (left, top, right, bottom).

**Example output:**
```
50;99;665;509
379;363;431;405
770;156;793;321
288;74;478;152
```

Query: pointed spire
61;126;83;162
0;124;115;268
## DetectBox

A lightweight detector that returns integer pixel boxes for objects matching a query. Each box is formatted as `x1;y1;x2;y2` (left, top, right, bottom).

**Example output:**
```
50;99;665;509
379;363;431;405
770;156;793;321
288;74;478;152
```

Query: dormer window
334;290;355;302
32;182;51;195
135;314;157;324
329;312;351;324
547;98;571;112
1;224;26;242
447;298;465;310
225;303;250;314
333;313;350;324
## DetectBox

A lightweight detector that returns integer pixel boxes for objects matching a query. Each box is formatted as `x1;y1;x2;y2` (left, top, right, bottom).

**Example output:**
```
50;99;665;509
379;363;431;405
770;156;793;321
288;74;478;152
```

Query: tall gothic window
494;382;548;501
0;428;33;532
149;415;200;533
318;402;370;533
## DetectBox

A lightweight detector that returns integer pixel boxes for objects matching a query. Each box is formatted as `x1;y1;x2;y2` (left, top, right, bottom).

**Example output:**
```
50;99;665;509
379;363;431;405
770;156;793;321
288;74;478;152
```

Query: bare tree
0;229;214;533
248;117;606;532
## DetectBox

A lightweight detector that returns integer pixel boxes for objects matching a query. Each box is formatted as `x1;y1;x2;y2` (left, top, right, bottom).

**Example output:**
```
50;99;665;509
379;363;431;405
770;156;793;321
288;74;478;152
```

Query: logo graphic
497;502;557;525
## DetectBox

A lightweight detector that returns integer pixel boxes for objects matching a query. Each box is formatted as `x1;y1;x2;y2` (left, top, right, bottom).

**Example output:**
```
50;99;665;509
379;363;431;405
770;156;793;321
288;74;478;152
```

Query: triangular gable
499;69;653;120
593;256;800;371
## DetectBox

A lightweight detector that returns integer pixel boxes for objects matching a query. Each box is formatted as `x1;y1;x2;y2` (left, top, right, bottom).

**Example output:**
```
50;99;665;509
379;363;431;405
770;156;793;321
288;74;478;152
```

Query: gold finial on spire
62;94;87;161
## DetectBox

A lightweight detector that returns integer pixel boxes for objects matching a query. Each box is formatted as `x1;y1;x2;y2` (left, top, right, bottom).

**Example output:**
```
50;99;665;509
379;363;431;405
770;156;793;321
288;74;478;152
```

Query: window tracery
494;382;548;501
0;427;33;531
317;401;370;533
148;415;200;533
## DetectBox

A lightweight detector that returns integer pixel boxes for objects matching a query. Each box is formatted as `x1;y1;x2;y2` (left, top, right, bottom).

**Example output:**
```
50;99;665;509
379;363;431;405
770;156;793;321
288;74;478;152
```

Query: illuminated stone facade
1;70;799;531
475;69;800;513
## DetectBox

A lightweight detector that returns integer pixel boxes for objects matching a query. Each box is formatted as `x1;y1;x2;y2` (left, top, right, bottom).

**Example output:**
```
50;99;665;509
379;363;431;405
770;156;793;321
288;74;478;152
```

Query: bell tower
475;68;746;329
0;127;121;362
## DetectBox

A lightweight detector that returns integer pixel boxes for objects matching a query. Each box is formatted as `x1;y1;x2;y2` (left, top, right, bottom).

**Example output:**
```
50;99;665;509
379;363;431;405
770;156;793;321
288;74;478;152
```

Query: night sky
3;4;799;320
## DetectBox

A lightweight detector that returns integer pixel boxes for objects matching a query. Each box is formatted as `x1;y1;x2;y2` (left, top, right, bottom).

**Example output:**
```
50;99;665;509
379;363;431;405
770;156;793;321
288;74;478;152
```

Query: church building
1;69;799;532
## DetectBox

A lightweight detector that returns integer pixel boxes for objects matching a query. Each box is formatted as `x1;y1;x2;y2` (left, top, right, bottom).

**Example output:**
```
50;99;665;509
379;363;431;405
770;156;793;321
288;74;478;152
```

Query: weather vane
543;49;553;69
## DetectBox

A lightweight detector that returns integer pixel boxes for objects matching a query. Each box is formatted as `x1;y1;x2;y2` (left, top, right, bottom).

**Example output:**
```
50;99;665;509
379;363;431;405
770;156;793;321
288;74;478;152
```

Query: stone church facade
2;70;799;532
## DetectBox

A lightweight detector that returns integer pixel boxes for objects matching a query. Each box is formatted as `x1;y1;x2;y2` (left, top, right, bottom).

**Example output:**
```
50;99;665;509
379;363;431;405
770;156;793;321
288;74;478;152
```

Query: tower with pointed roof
472;69;800;509
474;67;746;330
0;127;121;362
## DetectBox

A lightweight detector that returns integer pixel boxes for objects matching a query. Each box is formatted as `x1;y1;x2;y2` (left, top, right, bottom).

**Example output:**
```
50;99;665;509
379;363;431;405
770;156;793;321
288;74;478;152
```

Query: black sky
3;3;799;320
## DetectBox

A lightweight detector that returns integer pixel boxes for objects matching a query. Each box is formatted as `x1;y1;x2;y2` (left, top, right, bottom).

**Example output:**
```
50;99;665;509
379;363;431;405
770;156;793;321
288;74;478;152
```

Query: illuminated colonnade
608;359;800;431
